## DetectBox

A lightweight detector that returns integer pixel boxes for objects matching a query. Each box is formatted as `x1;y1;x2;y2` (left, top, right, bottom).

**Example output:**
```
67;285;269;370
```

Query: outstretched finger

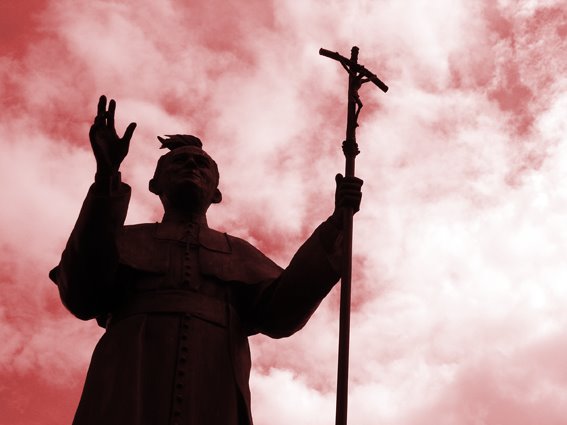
107;99;116;130
122;122;137;143
95;95;107;124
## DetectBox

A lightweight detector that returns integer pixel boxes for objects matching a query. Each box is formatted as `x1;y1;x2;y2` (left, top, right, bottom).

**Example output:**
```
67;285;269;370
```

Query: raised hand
89;95;137;175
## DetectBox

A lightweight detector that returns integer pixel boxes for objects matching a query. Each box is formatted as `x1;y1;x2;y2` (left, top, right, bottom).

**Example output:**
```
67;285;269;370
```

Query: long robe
50;180;342;425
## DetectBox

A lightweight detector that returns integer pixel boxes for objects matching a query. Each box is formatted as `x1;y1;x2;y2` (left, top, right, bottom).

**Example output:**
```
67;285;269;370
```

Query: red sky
1;1;566;424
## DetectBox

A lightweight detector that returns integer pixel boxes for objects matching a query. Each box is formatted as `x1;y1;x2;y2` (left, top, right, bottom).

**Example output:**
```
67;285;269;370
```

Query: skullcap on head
157;134;203;150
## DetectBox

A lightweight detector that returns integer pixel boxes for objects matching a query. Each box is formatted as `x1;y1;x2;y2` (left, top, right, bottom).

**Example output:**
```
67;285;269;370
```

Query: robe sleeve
49;174;131;320
244;217;343;339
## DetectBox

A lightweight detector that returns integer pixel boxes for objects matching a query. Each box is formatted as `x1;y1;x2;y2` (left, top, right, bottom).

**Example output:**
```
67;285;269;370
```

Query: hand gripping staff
319;46;388;425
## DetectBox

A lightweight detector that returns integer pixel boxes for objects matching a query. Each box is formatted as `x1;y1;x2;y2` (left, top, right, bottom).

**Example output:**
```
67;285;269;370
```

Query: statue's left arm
241;174;362;338
246;217;343;338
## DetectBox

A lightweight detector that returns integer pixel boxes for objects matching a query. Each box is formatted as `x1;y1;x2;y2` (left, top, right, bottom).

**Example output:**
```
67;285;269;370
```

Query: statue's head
149;135;222;213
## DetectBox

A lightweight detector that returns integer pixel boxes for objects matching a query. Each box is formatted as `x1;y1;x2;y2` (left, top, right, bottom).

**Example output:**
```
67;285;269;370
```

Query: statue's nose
183;156;198;168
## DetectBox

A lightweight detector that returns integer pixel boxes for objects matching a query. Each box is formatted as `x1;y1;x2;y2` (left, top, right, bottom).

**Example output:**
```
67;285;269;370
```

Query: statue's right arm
50;178;131;320
49;96;136;320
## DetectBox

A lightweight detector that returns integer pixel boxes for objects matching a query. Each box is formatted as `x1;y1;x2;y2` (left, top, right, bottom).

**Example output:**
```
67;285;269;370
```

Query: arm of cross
319;48;389;92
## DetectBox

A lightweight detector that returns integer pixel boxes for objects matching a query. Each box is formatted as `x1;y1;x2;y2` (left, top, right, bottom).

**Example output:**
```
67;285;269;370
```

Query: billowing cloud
1;0;566;424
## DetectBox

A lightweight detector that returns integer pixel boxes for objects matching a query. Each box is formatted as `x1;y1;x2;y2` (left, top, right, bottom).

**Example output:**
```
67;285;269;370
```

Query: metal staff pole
319;46;388;425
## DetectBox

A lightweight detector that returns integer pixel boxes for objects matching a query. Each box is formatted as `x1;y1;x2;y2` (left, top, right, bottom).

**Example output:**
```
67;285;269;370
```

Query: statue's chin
169;180;200;197
166;187;208;212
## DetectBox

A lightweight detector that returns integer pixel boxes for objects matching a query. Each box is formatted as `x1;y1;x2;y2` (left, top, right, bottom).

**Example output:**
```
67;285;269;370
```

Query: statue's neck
160;193;210;226
161;208;208;226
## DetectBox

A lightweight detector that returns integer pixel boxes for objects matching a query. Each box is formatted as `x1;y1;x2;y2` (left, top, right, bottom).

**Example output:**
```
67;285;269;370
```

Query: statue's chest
117;224;232;299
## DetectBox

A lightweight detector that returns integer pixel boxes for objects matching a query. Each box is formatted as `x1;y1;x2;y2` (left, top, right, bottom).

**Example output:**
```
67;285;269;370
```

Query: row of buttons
172;314;191;424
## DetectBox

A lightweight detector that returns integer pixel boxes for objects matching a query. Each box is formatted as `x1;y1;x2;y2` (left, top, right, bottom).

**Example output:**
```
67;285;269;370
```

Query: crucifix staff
319;46;388;425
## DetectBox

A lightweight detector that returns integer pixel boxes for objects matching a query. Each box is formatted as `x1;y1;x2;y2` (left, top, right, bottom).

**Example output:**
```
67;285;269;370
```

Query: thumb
335;173;344;185
122;122;137;143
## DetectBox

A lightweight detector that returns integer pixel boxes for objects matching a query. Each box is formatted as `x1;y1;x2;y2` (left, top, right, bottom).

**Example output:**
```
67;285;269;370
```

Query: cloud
250;368;335;425
1;0;566;424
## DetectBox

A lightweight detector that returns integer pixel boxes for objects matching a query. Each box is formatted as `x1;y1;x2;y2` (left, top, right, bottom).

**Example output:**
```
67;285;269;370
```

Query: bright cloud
1;0;566;424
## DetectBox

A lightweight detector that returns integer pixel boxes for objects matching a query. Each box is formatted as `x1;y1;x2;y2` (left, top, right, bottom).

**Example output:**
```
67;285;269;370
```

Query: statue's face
152;146;220;210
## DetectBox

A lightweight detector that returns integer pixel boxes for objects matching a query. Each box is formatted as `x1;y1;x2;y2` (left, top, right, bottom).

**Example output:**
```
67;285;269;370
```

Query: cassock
50;177;342;425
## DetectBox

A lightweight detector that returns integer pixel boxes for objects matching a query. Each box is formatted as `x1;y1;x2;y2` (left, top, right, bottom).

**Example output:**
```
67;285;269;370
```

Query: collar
153;222;231;253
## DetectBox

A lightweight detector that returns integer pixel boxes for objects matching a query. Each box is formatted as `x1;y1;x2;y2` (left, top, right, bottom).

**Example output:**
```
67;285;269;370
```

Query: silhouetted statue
49;95;363;425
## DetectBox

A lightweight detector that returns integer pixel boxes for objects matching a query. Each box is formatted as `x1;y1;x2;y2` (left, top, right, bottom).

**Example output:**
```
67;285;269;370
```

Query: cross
319;46;388;425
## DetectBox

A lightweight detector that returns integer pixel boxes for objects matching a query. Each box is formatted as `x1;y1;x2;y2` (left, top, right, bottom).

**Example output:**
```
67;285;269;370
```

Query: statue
49;95;363;425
